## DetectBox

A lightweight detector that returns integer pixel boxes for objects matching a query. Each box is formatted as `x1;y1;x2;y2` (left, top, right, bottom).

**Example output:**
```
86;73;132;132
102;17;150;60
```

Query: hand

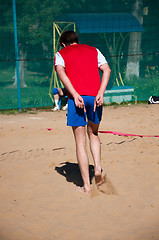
74;93;86;112
94;93;103;112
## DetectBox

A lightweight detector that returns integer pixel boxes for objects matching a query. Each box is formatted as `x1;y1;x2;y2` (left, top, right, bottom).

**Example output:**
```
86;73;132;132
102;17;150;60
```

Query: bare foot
76;186;91;194
95;172;106;186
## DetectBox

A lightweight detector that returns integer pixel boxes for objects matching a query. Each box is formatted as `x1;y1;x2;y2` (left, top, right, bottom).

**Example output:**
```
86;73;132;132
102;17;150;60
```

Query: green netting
0;0;159;110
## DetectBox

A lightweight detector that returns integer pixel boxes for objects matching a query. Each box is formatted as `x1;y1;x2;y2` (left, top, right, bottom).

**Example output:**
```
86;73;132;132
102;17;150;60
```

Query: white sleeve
97;48;107;67
55;52;65;67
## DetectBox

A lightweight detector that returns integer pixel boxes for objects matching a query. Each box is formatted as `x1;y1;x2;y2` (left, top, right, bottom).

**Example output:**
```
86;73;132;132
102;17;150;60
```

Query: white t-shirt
55;48;107;68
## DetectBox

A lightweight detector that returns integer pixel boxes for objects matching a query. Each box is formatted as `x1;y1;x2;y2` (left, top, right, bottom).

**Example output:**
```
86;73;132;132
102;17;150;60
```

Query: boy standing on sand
54;31;111;193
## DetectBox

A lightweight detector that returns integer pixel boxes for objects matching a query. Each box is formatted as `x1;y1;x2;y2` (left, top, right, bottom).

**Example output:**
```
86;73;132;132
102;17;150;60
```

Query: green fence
0;0;159;109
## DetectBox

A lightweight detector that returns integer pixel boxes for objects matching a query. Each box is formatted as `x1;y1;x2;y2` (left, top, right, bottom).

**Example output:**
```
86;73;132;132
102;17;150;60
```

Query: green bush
124;66;159;100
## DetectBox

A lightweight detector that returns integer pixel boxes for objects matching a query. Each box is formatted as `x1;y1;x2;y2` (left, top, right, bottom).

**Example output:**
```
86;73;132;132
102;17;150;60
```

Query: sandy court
0;104;159;240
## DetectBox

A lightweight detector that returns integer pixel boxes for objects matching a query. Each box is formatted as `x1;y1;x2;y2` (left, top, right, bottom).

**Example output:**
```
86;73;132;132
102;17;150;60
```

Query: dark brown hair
59;31;79;47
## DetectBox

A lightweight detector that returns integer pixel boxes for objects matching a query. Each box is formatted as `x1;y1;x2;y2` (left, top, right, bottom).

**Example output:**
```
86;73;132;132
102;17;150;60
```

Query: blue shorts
67;96;103;126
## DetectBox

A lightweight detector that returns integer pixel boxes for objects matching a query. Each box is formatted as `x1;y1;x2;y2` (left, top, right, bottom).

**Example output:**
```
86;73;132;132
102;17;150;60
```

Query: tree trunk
12;48;27;88
126;0;143;79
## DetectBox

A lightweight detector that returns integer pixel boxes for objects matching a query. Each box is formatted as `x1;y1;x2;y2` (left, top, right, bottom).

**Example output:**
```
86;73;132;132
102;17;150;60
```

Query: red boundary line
98;130;159;138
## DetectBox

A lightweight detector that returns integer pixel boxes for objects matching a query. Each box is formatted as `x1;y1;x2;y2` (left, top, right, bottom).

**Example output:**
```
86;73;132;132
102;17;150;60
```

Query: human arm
56;65;85;109
94;63;111;111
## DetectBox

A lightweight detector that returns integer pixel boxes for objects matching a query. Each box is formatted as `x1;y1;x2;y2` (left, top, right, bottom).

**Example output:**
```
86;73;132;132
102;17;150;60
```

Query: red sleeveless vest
59;44;101;98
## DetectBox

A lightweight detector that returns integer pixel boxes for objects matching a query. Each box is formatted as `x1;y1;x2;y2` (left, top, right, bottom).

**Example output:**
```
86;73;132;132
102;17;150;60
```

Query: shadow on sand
55;162;118;196
55;161;94;187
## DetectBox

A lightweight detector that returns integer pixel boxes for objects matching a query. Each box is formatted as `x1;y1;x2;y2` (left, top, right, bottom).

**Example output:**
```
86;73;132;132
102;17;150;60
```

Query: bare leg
54;94;59;101
72;126;91;193
58;88;64;97
53;88;63;110
54;87;64;101
87;121;102;176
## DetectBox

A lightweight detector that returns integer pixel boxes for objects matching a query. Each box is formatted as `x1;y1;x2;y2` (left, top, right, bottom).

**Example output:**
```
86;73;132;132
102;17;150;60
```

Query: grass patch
0;66;54;109
1;66;158;110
